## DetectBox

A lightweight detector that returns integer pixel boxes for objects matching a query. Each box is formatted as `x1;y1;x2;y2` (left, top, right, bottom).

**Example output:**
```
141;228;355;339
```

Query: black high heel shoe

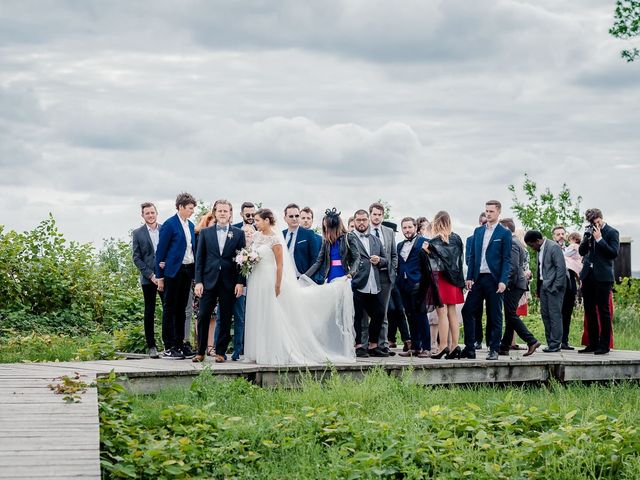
431;347;450;360
445;346;462;360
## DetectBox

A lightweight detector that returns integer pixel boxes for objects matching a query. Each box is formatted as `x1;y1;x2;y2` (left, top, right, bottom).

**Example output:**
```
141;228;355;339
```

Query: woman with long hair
422;211;465;359
304;208;361;283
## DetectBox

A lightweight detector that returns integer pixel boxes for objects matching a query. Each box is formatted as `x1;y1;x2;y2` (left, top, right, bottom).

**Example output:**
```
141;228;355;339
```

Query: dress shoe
148;347;159;359
356;347;370;358
498;347;510;356
460;349;476;359
389;342;397;349
431;347;449;360
561;343;575;351
399;350;418;357
474;341;483;350
402;340;413;352
192;355;205;363
380;346;396;357
486;350;499;361
214;354;226;363
542;347;560;353
578;347;597;354
417;350;431;358
594;348;610;355
368;347;390;357
445;346;462;360
523;341;541;357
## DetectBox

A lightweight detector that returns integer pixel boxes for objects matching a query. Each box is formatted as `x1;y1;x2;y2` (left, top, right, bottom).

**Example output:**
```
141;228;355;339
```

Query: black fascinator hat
324;208;342;229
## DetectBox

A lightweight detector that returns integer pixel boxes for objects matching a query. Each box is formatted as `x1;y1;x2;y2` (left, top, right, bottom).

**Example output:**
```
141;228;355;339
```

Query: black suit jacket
507;238;528;291
132;224;161;285
578;224;619;282
195;225;246;290
351;233;388;291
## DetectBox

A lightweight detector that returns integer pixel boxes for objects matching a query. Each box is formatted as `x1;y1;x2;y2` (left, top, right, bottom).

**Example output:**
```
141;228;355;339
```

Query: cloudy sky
1;0;638;268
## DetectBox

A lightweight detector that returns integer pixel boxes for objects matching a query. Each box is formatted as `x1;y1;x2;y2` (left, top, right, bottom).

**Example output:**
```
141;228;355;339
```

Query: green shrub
614;278;640;308
114;323;160;354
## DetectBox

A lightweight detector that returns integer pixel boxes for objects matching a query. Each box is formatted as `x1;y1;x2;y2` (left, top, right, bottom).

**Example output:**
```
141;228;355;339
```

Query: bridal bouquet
235;247;260;276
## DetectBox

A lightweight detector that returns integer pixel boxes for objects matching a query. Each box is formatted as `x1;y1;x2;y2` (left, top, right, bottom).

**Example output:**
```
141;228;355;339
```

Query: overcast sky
1;0;638;269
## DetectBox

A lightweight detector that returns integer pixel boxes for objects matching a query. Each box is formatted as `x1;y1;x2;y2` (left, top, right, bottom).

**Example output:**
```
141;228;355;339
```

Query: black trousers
353;290;386;346
398;283;430;352
474;302;487;344
500;287;536;349
462;274;504;352
162;264;194;350
582;274;613;350
561;275;577;345
197;279;236;356
141;283;164;348
387;285;411;343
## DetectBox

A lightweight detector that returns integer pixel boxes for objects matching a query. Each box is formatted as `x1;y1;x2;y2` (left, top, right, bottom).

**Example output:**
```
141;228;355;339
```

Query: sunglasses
244;213;255;218
288;214;300;219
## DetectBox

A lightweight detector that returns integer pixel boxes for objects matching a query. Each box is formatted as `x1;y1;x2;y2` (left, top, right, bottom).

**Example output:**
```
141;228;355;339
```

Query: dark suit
461;223;511;353
579;223;620;351
195;224;246;356
466;234;486;345
155;214;196;351
397;236;430;352
535;239;567;350
132;223;163;349
283;227;322;277
500;238;537;350
352;233;387;345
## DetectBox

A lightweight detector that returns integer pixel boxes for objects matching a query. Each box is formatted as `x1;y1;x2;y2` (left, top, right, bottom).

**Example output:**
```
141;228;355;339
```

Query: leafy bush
114;323;160;354
614;277;640;308
99;371;640;479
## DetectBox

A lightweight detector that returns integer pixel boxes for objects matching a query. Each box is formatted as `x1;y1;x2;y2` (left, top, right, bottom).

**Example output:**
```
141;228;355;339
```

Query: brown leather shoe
523;341;541;357
389;342;397;349
192;355;205;363
402;340;412;352
214;354;226;363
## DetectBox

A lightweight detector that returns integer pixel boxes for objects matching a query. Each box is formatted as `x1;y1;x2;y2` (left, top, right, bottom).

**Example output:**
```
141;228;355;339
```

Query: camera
584;224;594;239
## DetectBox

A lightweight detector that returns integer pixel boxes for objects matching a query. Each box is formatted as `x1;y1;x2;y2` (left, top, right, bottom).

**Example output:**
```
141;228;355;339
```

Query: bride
243;208;356;365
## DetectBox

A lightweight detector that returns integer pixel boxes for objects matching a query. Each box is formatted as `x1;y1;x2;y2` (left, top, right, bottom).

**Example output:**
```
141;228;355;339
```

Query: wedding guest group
132;195;620;363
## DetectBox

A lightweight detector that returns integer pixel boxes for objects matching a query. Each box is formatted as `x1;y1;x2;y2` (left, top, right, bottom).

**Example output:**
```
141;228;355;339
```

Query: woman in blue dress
304;208;361;284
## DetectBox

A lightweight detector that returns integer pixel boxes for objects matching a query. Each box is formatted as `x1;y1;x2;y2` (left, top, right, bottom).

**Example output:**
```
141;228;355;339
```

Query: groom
193;199;246;363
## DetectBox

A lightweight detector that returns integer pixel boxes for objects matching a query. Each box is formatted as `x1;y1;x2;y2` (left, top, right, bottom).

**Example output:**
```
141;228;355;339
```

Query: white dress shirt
147;224;160;253
479;222;497;274
180;217;194;264
372;226;385;247
216;223;229;255
400;237;415;262
538;240;546;281
286;227;301;276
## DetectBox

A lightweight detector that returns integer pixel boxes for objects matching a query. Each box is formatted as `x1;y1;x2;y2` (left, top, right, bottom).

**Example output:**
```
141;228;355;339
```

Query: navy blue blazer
155;214;196;279
282;227;322;275
396;236;427;289
465;235;473;267
466;223;512;285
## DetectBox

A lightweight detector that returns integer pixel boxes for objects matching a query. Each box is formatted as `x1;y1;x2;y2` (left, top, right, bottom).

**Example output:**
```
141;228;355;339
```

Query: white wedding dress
244;231;356;365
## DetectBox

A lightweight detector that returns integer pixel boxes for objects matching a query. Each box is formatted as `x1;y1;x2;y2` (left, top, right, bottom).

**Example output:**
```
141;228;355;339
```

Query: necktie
287;232;293;249
374;228;380;238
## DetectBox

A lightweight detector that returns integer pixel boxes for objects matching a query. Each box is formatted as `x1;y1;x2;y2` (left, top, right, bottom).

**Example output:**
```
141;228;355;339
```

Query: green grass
0;332;106;363
99;370;640;479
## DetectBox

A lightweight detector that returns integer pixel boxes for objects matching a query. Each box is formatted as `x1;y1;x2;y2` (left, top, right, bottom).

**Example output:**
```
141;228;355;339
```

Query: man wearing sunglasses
283;203;322;278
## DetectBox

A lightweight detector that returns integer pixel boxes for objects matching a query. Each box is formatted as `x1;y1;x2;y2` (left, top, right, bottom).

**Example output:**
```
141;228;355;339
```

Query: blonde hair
431;211;452;243
514;228;526;244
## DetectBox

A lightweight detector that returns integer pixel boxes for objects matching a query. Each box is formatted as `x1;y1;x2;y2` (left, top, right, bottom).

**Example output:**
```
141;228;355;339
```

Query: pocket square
493;239;502;242
297;239;307;244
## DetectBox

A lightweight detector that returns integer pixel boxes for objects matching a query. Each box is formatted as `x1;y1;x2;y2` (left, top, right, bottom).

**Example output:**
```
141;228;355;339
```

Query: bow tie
359;233;370;238
216;225;228;232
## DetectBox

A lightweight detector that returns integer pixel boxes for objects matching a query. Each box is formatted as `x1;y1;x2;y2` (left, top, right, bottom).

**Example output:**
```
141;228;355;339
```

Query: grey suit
361;224;397;347
537;239;567;350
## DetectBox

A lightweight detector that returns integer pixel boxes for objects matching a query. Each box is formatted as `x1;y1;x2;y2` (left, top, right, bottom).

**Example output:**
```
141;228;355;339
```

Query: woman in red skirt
422;211;465;359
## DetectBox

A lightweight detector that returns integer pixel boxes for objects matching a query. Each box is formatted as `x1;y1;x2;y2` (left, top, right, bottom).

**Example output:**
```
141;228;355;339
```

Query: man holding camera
578;208;619;355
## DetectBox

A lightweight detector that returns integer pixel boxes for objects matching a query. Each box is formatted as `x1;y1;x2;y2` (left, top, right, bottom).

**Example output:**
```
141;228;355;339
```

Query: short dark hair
585;208;603;223
485;200;502;210
284;203;300;214
401;216;416;227
240;202;255;212
175;192;196;210
301;206;313;218
551;225;566;234
478;212;487;224
500;218;516;233
354;209;369;218
140;202;156;213
524;230;543;243
369;202;385;214
255;208;276;226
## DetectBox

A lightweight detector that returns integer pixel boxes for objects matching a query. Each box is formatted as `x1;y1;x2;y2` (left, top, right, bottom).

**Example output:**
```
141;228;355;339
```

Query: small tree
508;173;584;238
376;199;393;221
610;0;640;62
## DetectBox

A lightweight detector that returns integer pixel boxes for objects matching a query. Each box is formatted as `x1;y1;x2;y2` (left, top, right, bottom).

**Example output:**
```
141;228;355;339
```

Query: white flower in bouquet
235;247;260;276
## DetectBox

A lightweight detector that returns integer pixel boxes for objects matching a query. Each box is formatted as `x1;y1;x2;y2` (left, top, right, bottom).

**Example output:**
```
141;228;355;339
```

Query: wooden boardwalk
2;348;640;479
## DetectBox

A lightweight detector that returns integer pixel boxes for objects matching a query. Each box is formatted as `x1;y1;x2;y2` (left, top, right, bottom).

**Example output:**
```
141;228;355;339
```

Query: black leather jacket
426;233;465;288
304;233;361;284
